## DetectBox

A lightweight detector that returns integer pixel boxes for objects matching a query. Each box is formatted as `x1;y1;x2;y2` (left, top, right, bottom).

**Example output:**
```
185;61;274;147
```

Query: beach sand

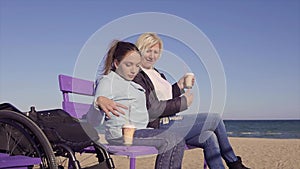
75;137;300;169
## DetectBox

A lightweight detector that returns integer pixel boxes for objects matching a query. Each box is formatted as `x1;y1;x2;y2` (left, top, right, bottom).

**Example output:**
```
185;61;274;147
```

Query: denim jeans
160;113;238;169
107;129;185;169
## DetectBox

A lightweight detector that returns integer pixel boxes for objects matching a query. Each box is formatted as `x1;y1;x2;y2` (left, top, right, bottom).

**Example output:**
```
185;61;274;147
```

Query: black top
133;69;188;129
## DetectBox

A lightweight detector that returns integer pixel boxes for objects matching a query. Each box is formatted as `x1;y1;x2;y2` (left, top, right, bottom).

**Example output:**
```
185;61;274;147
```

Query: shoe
227;156;250;169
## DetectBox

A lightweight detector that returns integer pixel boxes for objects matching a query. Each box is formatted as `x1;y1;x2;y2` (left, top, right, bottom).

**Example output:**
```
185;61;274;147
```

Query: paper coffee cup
122;124;136;145
184;73;194;89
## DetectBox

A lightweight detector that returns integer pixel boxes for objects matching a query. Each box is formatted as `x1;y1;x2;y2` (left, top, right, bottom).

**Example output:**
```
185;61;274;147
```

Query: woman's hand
96;96;127;119
178;74;196;90
183;89;194;107
177;75;186;90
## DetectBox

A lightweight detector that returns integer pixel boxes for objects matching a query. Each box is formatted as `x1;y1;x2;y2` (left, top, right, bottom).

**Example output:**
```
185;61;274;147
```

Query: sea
224;120;300;139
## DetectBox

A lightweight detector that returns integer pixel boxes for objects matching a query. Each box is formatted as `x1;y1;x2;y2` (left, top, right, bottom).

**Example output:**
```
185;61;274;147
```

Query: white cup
184;73;194;89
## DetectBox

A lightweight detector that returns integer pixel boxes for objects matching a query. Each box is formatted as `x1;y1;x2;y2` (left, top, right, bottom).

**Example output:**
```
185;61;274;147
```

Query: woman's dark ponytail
102;40;141;75
103;40;119;75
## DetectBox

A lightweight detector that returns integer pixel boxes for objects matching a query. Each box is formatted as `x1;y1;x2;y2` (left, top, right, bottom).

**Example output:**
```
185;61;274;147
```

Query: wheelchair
0;103;115;169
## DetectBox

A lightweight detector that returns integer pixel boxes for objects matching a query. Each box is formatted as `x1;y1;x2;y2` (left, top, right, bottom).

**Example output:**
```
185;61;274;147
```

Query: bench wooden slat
58;74;94;96
62;101;91;118
0;153;41;168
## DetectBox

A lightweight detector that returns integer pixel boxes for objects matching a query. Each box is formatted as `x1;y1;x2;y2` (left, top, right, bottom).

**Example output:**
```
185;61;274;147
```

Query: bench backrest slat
58;74;95;96
62;101;91;118
58;74;95;118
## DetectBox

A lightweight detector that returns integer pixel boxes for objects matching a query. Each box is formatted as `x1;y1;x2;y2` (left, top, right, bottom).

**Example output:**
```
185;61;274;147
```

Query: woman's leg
135;129;185;169
210;113;238;163
185;113;249;169
161;113;238;165
159;113;249;168
187;132;225;169
160;113;225;168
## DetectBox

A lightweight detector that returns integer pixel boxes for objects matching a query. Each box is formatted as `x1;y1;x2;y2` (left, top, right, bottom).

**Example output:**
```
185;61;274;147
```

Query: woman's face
114;51;141;81
141;43;160;69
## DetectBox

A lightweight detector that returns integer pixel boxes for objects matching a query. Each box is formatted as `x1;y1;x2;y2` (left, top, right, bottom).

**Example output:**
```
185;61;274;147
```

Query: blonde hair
135;32;163;55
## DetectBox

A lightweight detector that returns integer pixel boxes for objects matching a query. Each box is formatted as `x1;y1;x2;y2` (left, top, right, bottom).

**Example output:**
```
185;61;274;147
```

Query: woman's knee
203;133;220;150
195;112;223;124
206;113;223;126
163;132;185;149
208;113;222;121
169;132;185;144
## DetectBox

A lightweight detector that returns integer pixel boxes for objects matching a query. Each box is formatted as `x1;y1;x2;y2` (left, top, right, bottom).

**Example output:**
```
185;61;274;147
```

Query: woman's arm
134;71;188;121
95;96;127;119
172;83;184;98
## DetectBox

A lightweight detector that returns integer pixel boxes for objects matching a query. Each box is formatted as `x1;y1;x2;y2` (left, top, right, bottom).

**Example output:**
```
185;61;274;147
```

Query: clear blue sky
1;0;299;120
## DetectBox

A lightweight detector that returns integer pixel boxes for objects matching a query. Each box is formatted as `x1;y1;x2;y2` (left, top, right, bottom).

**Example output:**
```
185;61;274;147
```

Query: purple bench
0;153;41;169
58;74;207;169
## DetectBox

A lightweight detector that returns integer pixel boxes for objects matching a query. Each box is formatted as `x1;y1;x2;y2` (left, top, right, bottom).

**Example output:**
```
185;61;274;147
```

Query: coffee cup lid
123;124;136;128
185;72;194;76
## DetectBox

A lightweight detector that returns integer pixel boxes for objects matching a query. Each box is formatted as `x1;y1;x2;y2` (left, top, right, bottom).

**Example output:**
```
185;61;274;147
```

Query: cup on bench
122;124;136;145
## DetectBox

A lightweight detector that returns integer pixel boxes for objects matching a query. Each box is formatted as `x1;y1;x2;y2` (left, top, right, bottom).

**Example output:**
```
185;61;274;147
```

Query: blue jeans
107;129;185;169
160;113;238;169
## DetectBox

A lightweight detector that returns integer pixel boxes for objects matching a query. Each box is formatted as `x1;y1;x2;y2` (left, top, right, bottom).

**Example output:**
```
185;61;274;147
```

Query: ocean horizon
224;120;300;139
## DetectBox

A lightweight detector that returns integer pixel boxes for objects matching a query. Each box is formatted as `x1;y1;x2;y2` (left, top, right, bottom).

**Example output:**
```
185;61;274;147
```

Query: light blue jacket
94;71;149;140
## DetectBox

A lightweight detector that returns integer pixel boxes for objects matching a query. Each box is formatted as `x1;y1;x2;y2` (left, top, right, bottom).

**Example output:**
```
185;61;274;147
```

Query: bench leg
129;157;136;169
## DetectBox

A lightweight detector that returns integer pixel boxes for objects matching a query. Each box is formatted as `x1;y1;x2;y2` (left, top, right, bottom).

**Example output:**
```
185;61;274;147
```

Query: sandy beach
76;137;300;169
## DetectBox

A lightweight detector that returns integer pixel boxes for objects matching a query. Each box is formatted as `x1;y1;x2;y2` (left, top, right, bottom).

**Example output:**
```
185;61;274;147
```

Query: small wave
266;132;282;135
240;132;260;135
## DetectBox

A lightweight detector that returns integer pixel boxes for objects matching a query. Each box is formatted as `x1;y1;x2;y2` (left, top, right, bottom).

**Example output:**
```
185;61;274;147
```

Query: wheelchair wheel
0;110;57;168
53;143;115;169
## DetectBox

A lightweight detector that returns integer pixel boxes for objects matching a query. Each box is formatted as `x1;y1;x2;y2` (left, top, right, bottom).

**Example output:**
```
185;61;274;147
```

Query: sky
0;0;299;120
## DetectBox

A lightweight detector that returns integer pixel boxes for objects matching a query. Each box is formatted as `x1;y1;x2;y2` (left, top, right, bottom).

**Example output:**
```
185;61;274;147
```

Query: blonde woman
132;33;249;169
